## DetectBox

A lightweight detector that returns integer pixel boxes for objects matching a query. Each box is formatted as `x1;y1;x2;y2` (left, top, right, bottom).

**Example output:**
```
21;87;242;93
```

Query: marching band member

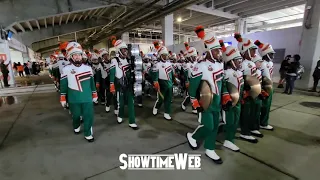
186;26;224;164
220;40;244;152
91;53;103;105
50;54;60;90
99;48;114;112
152;46;174;120
234;33;261;143
181;45;198;114
142;55;152;97
109;37;138;130
136;51;145;107
251;54;267;138
254;40;275;131
60;42;97;142
57;53;70;87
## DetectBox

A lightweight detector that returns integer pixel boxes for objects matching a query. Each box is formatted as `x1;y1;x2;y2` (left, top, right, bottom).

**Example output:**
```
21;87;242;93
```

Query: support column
161;14;174;47
0;39;15;86
121;32;130;43
183;35;189;43
235;18;247;34
298;0;320;89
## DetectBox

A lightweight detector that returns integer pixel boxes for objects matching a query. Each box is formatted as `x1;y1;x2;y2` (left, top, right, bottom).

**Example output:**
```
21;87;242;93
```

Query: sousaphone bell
226;82;239;106
196;80;214;110
245;75;261;99
262;76;273;94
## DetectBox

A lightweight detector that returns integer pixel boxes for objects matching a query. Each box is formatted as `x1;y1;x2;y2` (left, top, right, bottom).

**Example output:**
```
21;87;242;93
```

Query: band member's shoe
147;94;151;97
129;123;139;130
223;140;240;152
181;103;186;111
192;109;197;114
74;126;80;134
114;110;119;115
101;102;105;105
138;104;143;107
205;150;223;164
260;125;274;131
164;113;172;120
85;135;94;142
186;133;199;150
251;130;264;138
240;134;258;143
153;108;158;116
117;117;123;124
105;106;110;112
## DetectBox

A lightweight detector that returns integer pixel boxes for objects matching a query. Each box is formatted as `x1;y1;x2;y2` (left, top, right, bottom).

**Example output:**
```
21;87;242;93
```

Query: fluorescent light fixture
177;17;182;22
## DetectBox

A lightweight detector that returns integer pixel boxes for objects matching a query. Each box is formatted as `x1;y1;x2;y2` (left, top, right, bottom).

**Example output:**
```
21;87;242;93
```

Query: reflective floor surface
0;81;319;180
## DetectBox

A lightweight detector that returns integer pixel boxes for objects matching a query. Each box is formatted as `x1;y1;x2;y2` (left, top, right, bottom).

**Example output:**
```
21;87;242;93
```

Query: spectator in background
27;61;32;75
17;62;24;77
13;62;18;76
32;62;37;75
24;63;30;77
283;54;300;95
278;55;291;88
309;58;320;92
0;58;10;87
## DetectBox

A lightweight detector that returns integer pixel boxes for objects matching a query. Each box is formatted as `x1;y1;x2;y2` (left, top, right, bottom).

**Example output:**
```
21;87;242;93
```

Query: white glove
61;101;67;108
93;97;98;103
60;95;67;108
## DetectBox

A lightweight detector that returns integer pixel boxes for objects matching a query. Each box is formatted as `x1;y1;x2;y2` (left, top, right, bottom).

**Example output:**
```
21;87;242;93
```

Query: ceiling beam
72;14;77;23
84;10;93;20
89;8;100;19
59;15;63;25
65;13;71;24
233;0;303;14
215;0;248;9
16;23;26;32
186;5;239;19
44;18;47;28
35;20;40;30
26;21;33;31
224;0;268;12
0;0;124;28
248;18;303;31
9;27;18;34
240;0;306;17
19;18;111;46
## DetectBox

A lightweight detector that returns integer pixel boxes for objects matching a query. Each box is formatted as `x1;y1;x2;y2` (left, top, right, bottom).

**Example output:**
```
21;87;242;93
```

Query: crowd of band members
48;27;275;164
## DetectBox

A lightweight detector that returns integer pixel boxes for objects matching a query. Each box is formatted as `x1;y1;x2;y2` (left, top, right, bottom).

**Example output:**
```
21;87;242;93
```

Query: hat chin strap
266;54;272;61
247;49;253;60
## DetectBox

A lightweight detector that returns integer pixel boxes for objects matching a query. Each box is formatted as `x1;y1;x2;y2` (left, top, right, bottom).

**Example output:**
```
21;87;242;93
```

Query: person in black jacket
283;54;300;95
278;55;291;88
309;59;320;92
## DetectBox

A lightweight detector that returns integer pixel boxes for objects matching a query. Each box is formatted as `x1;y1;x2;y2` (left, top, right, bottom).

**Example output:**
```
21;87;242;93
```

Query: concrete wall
9;49;24;64
168;26;303;83
93;40;108;50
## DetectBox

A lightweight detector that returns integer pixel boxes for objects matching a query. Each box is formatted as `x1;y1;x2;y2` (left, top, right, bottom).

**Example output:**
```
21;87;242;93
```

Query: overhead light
177;17;182;22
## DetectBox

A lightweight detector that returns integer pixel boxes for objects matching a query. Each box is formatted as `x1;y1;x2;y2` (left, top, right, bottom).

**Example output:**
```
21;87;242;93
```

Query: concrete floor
0;79;319;180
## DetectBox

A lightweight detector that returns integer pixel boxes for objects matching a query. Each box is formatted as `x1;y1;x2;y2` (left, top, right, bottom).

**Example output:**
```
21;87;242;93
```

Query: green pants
224;103;241;142
117;90;135;124
154;85;173;114
69;102;94;136
240;99;253;135
240;98;261;135
192;111;220;150
250;98;262;131
260;90;273;126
